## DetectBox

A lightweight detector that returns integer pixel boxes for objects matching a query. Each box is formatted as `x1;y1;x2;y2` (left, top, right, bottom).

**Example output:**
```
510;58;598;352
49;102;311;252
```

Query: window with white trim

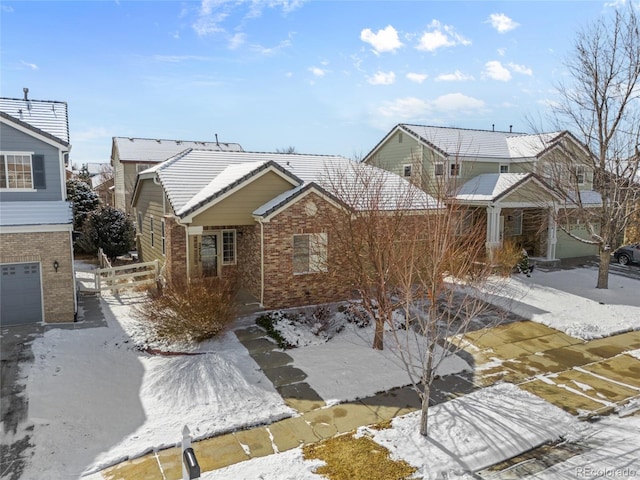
499;164;509;173
222;230;236;265
450;162;461;177
0;153;35;189
136;163;153;173
574;165;585;184
150;217;155;247
434;162;444;176
293;233;327;274
402;164;412;177
161;219;166;255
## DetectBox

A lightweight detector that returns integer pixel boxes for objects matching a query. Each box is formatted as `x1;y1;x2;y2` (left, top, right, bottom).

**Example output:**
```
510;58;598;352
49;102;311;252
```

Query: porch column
486;205;502;261
546;208;558;260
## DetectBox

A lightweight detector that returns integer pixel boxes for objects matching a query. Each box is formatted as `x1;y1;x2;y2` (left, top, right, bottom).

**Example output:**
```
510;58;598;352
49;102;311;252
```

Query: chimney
23;87;29;101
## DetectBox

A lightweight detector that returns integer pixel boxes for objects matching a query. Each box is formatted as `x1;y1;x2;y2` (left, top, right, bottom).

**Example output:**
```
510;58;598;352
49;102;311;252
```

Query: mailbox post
181;425;201;480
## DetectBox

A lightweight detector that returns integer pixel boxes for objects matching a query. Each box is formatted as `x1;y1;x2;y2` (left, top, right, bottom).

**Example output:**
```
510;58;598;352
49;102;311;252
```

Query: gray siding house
0;92;76;324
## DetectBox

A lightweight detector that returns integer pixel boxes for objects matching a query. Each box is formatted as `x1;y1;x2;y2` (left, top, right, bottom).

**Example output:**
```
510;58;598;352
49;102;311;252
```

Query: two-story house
0;92;76;325
111;136;243;215
364;124;601;262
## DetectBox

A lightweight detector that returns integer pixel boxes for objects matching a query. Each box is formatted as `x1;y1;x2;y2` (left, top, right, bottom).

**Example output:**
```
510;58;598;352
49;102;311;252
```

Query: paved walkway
101;318;640;480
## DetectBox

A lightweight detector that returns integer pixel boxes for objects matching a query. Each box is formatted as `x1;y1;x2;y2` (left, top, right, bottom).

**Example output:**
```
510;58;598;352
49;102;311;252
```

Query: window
150;217;154;247
434;162;444;176
136;163;153;173
450;162;460;177
505;210;523;236
0;153;37;189
222;230;236;265
402;165;412;177
293;233;327;274
499;164;509;173
161;219;166;255
574;165;585;184
137;212;143;234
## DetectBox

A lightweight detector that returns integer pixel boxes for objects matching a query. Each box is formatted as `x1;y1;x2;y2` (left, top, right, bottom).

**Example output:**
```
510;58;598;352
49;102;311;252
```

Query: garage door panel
0;263;43;325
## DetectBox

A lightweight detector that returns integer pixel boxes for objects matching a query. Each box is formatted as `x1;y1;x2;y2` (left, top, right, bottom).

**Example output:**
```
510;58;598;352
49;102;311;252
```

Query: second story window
500;164;509;173
403;165;412;177
434;162;444;176
450;163;461;177
574;165;585;185
1;153;33;189
161;219;166;255
150;217;155;247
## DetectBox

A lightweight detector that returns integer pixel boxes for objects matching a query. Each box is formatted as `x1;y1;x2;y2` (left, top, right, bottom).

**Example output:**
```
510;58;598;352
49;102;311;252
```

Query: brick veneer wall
0;231;75;322
164;216;185;283
236;225;261;300
261;193;352;309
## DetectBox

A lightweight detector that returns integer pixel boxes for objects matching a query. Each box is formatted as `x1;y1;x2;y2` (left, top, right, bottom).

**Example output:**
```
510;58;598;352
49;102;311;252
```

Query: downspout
259;219;265;307
185;223;190;281
69;224;78;320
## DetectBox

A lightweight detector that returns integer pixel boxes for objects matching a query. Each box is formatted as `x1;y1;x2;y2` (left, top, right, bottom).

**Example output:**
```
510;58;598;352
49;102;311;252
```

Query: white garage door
0;263;43;325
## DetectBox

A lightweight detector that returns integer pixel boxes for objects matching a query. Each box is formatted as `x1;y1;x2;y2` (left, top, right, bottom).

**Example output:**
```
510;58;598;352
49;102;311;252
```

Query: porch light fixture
53;260;59;272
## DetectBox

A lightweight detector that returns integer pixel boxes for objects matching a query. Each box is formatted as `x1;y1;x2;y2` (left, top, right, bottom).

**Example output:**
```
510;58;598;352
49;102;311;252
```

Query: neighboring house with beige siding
364;124;600;262
0;92;76;325
131;149;437;309
110;136;243;215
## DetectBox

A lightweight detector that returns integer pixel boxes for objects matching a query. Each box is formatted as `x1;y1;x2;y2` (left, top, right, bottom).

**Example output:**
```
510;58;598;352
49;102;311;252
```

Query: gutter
259;219;265;307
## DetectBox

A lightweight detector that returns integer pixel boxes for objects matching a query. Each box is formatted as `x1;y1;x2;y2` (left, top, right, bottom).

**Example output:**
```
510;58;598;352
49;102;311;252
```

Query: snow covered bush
66;178;100;231
79;206;135;260
136;277;237;345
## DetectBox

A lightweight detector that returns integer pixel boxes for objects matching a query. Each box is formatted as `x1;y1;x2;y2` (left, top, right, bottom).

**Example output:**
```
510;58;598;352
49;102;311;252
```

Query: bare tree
321;161;516;436
276;146;297;154
547;3;640;288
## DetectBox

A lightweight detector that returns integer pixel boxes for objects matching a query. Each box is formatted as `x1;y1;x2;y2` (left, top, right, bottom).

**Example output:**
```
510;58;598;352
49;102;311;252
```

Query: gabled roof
455;173;566;204
364;124;566;162
0;97;70;145
133;150;441;220
112;136;243;163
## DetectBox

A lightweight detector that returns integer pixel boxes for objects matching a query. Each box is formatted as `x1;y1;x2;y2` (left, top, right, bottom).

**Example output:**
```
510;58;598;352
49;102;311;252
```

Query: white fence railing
77;259;159;294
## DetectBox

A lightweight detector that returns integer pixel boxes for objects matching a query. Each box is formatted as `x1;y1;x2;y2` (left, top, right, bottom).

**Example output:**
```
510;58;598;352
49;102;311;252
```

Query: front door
201;234;219;277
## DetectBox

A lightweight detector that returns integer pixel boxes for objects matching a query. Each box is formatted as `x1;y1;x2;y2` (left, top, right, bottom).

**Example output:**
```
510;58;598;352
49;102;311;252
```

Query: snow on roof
455;173;529;202
400;124;562;160
0;201;72;227
113;137;243;163
252;184;310;218
146;150;440;218
568;190;602;207
0;97;70;144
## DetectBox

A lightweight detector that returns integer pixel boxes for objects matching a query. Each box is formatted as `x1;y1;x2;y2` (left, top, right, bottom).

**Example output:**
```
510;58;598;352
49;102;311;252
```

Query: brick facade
261;192;352;309
0;230;75;322
164;216;186;283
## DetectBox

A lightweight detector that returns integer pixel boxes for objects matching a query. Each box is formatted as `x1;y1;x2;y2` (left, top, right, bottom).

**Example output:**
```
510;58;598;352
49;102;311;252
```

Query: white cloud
360;25;403;54
2;4;14;12
416;20;471;52
228;32;246;49
432;93;485;111
376;93;484;120
250;38;292;55
406;72;428;83
483;60;512;81
497;47;506;56
487;13;520;33
508;62;533;76
309;66;326;77
367;71;396;85
20;61;38;70
435;70;474;82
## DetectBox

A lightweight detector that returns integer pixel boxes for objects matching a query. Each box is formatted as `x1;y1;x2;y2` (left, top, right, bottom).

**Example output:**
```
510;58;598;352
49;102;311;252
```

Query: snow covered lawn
485;266;640;340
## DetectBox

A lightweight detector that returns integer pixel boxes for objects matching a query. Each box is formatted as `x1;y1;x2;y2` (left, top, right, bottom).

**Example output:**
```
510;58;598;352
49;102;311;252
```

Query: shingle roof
113;137;243;163
142;150;440;218
0;201;72;227
399;124;562;160
0;97;69;144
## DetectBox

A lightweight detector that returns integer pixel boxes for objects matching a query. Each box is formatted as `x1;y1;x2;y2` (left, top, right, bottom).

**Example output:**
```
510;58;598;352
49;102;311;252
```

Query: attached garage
0;262;43;325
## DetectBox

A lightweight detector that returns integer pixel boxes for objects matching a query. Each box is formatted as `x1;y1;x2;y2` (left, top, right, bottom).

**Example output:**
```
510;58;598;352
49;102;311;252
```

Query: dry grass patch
303;432;416;480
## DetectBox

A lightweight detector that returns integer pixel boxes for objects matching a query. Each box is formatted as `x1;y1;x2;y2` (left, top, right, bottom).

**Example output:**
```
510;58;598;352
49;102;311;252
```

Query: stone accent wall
164;216;185;283
261;193;352;309
0;231;75;323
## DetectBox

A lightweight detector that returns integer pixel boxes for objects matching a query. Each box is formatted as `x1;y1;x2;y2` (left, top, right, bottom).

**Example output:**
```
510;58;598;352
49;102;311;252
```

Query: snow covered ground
13;263;640;479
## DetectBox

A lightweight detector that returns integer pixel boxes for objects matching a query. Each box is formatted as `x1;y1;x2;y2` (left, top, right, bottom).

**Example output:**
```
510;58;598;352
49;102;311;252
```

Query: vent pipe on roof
510;125;513;133
492;124;495;132
215;133;220;147
23;87;29;101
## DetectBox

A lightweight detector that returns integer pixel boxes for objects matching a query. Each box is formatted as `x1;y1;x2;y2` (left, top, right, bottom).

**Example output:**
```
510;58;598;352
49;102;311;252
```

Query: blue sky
0;0;627;166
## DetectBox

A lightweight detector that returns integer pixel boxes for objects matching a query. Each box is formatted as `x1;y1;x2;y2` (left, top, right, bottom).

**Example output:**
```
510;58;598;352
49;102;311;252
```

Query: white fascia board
181;165;300;223
0;116;69;151
1;224;73;233
254;186;344;223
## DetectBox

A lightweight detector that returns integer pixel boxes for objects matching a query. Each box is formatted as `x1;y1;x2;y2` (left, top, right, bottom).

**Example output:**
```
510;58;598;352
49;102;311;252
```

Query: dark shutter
32;154;46;189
